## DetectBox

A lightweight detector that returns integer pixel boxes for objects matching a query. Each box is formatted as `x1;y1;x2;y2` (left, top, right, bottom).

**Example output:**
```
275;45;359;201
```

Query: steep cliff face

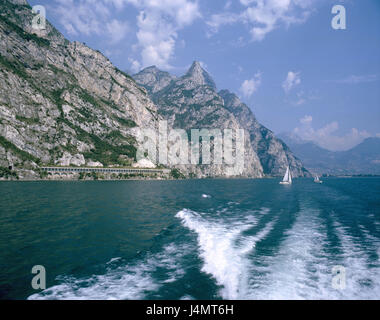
0;0;160;179
0;0;308;180
135;61;264;178
135;62;309;177
219;90;308;177
133;66;177;95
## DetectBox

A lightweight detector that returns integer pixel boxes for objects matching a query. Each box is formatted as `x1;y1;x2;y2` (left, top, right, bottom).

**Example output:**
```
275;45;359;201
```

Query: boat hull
279;182;292;185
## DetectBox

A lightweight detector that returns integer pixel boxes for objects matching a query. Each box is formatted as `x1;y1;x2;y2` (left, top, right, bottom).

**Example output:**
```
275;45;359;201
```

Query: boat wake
177;205;380;300
176;208;275;299
28;242;190;300
29;204;380;300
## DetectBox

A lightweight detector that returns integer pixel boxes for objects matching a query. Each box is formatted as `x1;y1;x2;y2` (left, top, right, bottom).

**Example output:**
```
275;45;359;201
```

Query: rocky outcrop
135;61;265;178
0;0;160;179
133;66;177;95
219;90;308;177
0;0;308;180
135;62;309;177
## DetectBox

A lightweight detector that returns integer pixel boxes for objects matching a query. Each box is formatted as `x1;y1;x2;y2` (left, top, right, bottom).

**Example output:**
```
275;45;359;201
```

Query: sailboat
280;166;292;185
314;175;323;184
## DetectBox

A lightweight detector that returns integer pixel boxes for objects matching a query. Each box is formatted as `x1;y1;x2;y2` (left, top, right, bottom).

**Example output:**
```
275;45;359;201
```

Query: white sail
280;166;292;184
283;167;289;182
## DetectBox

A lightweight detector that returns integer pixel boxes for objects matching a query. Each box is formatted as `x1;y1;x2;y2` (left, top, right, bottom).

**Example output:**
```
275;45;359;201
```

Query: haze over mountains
0;0;312;180
279;133;380;175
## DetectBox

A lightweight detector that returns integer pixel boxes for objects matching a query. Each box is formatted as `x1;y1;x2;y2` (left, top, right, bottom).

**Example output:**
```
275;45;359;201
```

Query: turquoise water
0;178;379;300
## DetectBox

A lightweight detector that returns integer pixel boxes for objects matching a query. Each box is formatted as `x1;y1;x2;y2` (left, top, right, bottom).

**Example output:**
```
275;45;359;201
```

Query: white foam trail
358;224;380;251
176;208;274;299
258;208;270;215
331;220;380;299
202;194;211;198
247;208;380;300
248;207;332;299
28;243;189;300
106;257;121;264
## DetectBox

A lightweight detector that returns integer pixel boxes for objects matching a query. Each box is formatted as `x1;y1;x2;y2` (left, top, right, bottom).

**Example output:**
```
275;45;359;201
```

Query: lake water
0;178;379;300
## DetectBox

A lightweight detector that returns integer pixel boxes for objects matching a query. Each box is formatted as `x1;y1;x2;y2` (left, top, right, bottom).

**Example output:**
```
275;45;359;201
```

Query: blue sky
28;0;380;151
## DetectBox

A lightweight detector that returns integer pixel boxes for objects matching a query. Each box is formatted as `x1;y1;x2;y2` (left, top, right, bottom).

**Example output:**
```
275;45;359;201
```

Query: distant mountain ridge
134;62;310;178
278;133;380;175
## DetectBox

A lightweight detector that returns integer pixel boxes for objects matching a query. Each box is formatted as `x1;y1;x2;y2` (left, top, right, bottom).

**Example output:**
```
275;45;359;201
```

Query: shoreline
1;175;379;182
0;177;276;182
0;175;282;182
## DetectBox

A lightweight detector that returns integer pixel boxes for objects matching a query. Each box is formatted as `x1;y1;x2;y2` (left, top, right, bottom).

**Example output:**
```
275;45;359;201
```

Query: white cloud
128;58;142;73
53;0;201;70
125;0;200;70
300;115;312;124
293;116;371;151
207;12;240;35
224;1;232;10
240;72;262;98
207;0;314;41
106;19;130;44
104;0;130;9
52;0;129;43
288;90;319;106
283;71;301;93
135;10;177;70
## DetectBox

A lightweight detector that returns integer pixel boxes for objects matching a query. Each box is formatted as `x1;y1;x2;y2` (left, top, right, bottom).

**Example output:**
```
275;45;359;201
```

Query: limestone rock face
0;0;161;179
134;63;309;178
136;62;264;178
87;161;103;168
182;61;216;89
133;159;156;169
0;0;308;180
56;152;85;167
133;66;176;94
219;90;308;177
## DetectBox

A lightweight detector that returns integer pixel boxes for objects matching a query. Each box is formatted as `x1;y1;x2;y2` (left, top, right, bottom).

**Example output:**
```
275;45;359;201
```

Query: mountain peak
133;65;176;94
184;61;216;89
188;61;202;72
141;65;160;73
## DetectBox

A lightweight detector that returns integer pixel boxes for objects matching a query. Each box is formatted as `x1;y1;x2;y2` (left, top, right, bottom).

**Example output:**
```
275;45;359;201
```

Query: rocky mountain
133;66;177;95
279;133;380;175
218;89;308;177
134;62;309;178
342;138;380;174
0;0;161;179
136;62;264;178
0;0;308;180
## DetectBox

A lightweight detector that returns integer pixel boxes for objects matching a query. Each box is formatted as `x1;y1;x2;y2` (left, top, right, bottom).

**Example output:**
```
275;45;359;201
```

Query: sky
28;0;380;151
